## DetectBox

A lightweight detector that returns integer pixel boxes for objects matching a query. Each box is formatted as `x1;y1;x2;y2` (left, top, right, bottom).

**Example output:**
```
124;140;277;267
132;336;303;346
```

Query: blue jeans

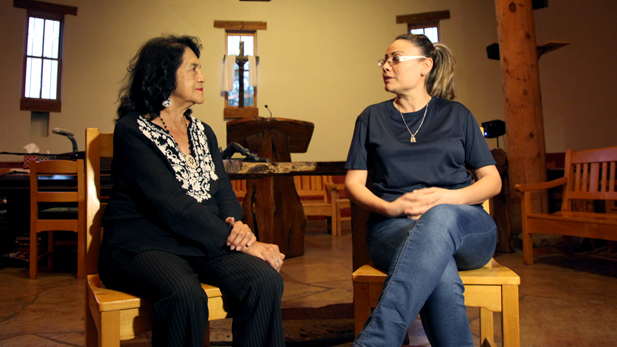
354;204;497;347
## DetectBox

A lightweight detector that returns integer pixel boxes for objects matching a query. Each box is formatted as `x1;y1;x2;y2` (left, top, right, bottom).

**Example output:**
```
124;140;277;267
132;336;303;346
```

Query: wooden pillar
494;0;548;239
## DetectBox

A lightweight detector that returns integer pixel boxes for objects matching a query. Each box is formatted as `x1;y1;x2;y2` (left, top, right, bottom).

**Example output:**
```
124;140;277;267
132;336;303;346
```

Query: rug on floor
209;303;355;346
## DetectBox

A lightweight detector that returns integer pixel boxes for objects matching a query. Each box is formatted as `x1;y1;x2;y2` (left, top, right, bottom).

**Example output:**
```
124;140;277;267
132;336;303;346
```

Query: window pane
424;27;439;43
43;19;61;59
227;35;254;55
227;36;240;55
27;17;45;57
50;60;58;99
41;59;58;99
25;57;42;98
410;27;439;43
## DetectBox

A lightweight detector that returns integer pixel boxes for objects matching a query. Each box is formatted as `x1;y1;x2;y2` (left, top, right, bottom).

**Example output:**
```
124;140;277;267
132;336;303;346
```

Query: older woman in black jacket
98;35;285;347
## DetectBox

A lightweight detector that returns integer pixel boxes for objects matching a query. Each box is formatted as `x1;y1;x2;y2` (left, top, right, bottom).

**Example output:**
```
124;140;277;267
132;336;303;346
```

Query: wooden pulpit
227;117;314;258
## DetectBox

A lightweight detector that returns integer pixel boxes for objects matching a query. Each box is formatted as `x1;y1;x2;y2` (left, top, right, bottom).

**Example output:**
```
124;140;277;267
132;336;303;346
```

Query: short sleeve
345;114;369;170
463;111;496;169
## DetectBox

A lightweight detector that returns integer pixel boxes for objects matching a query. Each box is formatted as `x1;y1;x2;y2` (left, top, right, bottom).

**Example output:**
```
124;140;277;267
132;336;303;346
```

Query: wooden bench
515;146;617;265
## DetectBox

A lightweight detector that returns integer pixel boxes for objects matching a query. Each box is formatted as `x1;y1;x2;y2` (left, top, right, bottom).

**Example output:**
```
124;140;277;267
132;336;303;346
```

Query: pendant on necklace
410;135;416;143
186;154;197;169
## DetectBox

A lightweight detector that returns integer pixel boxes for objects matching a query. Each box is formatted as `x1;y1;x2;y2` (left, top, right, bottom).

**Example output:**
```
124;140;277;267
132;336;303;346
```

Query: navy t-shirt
345;97;495;216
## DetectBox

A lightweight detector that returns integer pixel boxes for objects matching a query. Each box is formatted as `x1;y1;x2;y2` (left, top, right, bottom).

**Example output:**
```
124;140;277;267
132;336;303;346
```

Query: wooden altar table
224;160;346;258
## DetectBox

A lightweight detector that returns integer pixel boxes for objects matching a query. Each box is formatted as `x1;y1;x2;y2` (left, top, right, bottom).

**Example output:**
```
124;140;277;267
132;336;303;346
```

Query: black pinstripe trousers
98;248;285;347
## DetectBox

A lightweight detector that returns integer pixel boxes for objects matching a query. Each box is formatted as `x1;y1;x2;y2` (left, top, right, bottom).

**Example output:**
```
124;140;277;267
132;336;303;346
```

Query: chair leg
479;307;494;345
29;229;38;280
501;285;520;347
332;210;340;236
204;321;210;347
353;282;371;336
100;310;121;347
85;303;98;347
77;229;85;279
47;230;54;270
522;228;534;265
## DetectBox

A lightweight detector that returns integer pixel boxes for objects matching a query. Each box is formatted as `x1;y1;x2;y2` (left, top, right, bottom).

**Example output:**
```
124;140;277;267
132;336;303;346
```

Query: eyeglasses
377;55;426;68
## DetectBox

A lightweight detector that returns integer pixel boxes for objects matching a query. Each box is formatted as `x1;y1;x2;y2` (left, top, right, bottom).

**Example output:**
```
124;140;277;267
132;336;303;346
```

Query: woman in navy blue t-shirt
345;34;502;347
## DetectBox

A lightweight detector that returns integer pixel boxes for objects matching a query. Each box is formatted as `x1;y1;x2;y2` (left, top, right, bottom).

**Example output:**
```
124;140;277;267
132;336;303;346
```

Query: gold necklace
159;115;197;169
394;98;430;143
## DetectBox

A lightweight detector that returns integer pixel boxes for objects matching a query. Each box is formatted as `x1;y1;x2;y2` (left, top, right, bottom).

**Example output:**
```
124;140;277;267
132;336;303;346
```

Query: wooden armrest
325;182;345;190
325;183;346;200
515;176;567;192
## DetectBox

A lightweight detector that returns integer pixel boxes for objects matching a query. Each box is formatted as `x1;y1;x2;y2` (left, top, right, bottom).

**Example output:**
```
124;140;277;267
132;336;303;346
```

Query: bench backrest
562;146;617;212
294;175;333;201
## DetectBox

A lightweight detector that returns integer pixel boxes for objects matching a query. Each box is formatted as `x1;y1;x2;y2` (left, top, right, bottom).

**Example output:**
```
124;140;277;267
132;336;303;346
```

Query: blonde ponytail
394;34;457;100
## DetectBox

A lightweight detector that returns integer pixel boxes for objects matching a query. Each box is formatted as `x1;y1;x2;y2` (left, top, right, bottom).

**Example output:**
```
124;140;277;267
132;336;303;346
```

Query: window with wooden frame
397;10;450;43
214;20;266;119
226;31;257;109
14;1;77;113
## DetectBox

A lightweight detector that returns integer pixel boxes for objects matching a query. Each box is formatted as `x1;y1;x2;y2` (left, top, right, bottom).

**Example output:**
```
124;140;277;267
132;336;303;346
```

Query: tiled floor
1;221;616;346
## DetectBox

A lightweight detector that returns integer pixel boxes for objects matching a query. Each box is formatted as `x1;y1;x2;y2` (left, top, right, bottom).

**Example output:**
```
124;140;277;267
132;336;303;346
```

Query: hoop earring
162;99;172;107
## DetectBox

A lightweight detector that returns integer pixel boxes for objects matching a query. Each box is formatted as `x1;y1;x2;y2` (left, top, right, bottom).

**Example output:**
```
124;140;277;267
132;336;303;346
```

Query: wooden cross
234;41;259;108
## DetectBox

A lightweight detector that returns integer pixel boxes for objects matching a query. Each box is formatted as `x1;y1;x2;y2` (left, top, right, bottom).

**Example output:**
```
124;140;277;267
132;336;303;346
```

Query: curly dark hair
117;35;202;120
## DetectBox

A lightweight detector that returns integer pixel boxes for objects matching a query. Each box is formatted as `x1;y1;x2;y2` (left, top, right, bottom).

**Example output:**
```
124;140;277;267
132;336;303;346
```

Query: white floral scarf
137;115;219;202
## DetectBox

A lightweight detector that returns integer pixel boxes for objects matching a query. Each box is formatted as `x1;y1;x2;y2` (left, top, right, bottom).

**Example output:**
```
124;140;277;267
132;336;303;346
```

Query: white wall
1;0;615;164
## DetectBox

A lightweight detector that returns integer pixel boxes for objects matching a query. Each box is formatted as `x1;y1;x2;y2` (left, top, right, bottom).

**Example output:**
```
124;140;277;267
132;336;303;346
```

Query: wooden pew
231;175;350;236
516;146;617;264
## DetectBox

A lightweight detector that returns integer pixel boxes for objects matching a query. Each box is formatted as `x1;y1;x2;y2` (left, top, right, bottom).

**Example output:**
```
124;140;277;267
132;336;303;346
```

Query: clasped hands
389;187;451;220
225;217;285;272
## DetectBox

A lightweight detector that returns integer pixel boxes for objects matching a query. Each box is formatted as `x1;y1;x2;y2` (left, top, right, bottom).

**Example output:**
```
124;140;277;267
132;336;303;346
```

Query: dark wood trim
14;0;77;16
408;21;439;30
224;107;259;119
20;98;61;113
396;10;450;25
214;20;267;31
0;162;24;169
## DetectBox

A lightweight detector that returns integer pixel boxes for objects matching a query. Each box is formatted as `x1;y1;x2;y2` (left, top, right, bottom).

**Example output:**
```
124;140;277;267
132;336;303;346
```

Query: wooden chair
294;175;349;236
351;201;520;347
231;179;247;202
516;146;617;265
29;159;85;280
84;128;231;347
334;191;351;235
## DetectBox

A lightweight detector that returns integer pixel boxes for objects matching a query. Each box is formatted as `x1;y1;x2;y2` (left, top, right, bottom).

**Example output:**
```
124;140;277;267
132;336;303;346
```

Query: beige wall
1;0;615;164
534;1;617;153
